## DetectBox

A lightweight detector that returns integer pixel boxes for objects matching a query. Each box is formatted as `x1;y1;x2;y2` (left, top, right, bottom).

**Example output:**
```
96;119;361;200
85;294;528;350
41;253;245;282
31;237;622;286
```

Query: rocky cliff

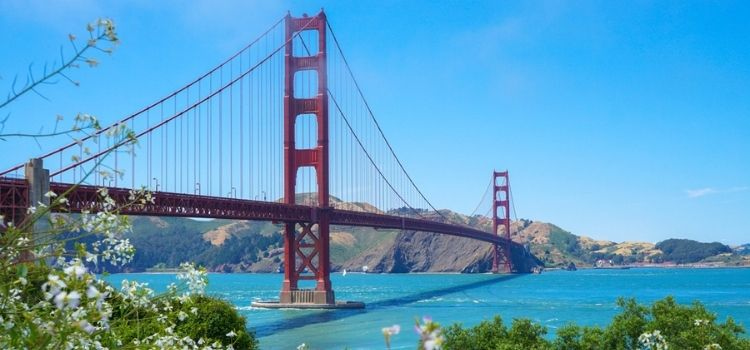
339;230;540;273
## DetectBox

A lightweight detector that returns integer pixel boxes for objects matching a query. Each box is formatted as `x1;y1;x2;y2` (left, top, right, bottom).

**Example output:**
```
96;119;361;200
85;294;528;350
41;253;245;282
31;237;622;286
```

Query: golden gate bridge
0;11;517;308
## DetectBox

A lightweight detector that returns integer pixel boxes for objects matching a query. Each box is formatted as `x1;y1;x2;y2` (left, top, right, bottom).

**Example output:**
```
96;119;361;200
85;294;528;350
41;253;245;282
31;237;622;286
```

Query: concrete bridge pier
21;158;50;261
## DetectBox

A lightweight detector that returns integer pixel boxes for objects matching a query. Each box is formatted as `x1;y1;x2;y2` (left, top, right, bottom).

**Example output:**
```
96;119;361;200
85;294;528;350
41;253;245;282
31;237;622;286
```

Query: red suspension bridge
0;11;519;307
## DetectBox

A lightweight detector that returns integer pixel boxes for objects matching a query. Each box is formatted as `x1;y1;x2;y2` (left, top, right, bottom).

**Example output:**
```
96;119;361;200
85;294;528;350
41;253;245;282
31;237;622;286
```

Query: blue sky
1;1;748;244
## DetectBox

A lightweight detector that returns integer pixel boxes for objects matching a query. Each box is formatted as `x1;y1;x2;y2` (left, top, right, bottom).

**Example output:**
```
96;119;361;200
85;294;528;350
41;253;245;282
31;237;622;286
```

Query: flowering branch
0;19;119;111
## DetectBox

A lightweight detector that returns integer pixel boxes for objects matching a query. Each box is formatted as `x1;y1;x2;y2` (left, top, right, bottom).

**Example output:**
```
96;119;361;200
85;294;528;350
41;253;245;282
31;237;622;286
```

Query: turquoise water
106;268;750;349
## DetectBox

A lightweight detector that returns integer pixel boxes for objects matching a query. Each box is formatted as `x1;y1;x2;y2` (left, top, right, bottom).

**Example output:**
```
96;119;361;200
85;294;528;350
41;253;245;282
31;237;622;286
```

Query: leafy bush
174;295;257;350
108;291;257;349
440;297;750;350
444;316;549;349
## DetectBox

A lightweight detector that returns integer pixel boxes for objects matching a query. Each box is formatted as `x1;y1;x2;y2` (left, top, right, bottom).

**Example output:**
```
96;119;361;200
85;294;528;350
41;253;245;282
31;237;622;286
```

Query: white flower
79;320;96;334
120;280;154;307
177;262;207;295
694;319;709;327
177;311;188;322
638;330;668;350
53;291;67;309
63;264;87;279
86;286;100;299
424;338;441;350
42;274;67;299
704;344;722;350
382;324;401;349
44;191;57;198
415;316;443;350
190;307;198;315
85;252;98;265
382;324;401;336
226;330;237;338
67;291;81;309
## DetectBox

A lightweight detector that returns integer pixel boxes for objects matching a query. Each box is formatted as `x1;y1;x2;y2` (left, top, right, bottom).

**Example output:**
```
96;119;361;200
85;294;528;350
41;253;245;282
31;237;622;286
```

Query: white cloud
685;186;748;198
685;188;716;198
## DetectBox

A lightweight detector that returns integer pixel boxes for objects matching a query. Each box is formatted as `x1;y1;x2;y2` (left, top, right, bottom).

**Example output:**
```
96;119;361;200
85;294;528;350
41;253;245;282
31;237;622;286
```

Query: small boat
342;269;347;276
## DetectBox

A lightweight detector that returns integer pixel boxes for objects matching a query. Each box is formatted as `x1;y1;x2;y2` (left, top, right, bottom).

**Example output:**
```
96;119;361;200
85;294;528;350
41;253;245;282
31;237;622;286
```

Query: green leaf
17;263;28;278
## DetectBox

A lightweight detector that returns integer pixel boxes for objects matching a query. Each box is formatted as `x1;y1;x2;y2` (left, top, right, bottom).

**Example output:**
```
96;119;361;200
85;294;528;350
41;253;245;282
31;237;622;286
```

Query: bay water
105;268;750;349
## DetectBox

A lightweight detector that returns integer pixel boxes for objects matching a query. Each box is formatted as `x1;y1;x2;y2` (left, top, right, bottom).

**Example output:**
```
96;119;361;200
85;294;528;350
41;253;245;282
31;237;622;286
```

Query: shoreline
105;264;750;275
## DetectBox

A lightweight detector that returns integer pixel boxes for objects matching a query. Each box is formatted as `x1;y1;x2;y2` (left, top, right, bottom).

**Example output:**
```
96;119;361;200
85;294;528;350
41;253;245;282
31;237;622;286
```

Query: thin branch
0;32;109;110
0;129;92;138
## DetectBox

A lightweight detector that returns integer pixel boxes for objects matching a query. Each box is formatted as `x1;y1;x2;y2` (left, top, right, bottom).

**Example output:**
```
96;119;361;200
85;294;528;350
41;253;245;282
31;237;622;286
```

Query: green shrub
174;295;258;350
441;297;750;350
443;316;551;349
106;293;258;350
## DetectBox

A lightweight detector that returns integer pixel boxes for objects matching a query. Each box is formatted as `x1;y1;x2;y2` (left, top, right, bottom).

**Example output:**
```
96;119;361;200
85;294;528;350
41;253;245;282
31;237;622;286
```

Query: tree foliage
441;297;750;350
656;239;732;264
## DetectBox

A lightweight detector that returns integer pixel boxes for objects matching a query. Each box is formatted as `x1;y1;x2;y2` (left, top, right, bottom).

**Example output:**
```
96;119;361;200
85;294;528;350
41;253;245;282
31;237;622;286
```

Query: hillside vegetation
66;195;747;272
655;239;732;264
507;220;744;268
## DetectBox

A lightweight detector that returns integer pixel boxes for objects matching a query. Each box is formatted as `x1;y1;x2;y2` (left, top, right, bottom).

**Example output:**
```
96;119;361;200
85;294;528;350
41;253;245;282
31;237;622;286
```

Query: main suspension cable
325;21;448;221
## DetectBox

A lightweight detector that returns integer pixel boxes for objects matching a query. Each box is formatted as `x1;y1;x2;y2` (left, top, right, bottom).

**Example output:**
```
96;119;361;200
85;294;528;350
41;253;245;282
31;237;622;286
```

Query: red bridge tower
280;11;334;305
492;171;513;273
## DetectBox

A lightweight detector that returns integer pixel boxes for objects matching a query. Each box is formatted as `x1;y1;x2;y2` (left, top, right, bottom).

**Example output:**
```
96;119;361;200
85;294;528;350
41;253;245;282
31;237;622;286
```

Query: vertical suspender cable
219;67;223;197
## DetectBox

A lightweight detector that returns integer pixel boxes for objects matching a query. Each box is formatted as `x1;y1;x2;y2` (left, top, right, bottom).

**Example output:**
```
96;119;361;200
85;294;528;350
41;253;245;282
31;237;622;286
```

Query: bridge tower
492;171;513;273
280;11;334;305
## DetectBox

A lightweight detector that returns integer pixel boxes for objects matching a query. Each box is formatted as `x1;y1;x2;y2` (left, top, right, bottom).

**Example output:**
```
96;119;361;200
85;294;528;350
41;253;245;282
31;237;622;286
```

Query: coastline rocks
341;230;543;273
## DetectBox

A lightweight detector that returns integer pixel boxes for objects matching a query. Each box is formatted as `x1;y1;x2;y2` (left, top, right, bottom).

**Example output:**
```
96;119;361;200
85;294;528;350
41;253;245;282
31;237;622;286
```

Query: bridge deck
1;179;515;247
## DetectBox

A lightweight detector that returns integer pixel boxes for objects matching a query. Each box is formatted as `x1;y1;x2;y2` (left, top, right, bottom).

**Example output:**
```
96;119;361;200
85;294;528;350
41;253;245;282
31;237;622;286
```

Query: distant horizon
1;1;748;244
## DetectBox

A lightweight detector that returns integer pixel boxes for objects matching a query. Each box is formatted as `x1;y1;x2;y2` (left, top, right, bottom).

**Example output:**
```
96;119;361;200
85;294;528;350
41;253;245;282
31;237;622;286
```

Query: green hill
507;221;746;268
655;239;732;264
66;195;747;272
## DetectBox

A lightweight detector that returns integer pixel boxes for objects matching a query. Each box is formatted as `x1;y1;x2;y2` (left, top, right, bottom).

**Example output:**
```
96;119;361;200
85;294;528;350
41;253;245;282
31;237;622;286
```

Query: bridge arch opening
294;113;318;149
495;191;507;201
495;207;508;220
293;70;319;99
292;29;319;57
294;166;319;206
